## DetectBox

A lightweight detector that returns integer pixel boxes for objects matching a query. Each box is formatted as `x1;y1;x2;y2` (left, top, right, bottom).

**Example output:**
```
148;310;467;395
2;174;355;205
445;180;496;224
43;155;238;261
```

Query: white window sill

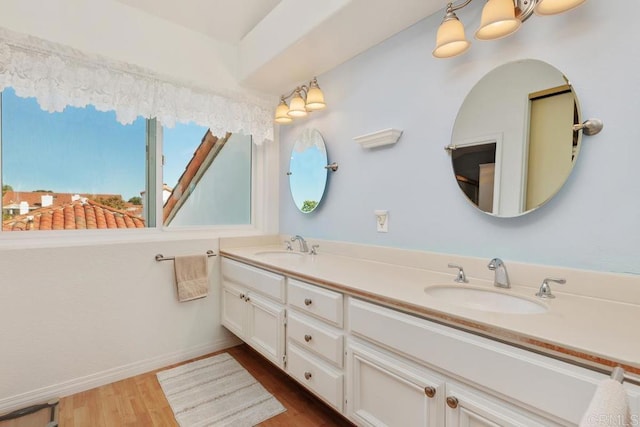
0;225;266;250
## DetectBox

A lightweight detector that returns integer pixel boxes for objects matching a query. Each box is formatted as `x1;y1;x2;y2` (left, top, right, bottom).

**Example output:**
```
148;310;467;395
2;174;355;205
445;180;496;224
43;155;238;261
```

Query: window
0;88;254;233
162;124;252;227
1;88;149;231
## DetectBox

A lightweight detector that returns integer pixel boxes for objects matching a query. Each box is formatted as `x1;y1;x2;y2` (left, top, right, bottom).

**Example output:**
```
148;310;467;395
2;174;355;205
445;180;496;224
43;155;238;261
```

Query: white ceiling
114;0;282;43
114;0;444;94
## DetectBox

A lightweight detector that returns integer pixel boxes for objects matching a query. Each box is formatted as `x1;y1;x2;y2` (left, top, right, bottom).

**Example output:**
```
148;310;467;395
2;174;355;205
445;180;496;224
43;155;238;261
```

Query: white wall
0;237;239;411
0;1;269;410
279;1;640;275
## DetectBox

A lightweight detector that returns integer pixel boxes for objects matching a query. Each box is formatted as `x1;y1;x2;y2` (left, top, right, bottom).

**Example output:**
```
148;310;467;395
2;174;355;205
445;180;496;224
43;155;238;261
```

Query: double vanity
219;236;640;426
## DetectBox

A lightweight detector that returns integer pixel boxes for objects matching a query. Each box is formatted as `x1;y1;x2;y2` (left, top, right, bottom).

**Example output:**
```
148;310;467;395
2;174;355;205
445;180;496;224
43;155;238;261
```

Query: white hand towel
579;379;630;426
174;255;209;302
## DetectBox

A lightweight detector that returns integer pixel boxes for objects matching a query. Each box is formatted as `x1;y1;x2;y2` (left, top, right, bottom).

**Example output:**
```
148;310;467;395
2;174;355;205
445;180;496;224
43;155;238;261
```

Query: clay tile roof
162;130;231;225
2;199;145;231
2;191;122;209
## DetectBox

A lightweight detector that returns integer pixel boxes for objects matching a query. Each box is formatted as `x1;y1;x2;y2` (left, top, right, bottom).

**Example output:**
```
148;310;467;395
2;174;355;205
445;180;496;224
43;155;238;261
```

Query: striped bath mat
157;353;286;426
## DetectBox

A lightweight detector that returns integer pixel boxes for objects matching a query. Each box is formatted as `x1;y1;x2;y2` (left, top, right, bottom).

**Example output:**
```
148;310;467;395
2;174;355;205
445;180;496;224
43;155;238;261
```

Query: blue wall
279;1;640;275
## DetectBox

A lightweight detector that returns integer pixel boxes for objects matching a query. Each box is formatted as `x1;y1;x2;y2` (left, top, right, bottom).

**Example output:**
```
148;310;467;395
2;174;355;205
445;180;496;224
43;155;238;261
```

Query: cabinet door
221;282;247;338
444;383;552;427
245;292;286;369
347;341;445;427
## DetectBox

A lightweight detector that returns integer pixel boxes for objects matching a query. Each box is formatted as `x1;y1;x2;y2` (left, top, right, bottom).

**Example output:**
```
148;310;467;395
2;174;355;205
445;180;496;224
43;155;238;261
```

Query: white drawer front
288;312;344;367
287;343;344;412
288;279;343;326
221;258;285;303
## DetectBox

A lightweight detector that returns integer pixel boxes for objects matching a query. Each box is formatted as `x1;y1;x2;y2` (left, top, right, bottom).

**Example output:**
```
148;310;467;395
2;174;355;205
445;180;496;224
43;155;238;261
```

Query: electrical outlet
374;210;388;232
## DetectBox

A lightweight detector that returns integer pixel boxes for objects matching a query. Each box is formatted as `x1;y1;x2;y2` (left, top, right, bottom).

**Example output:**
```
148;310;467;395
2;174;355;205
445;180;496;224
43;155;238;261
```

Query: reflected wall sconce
433;0;586;58
274;77;326;124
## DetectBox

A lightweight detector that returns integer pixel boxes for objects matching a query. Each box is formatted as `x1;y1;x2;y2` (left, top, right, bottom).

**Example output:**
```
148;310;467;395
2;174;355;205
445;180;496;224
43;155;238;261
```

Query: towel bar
155;250;216;262
611;366;625;383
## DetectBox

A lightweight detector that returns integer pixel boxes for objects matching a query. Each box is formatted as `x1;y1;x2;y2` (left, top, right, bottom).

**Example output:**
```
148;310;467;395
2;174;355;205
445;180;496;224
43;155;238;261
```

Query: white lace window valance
0;27;274;144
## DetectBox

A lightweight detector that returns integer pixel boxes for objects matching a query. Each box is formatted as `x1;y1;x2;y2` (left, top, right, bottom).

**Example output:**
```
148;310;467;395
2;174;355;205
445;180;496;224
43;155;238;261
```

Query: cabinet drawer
288;311;344;367
288;279;343;326
221;258;285;303
287;343;344;412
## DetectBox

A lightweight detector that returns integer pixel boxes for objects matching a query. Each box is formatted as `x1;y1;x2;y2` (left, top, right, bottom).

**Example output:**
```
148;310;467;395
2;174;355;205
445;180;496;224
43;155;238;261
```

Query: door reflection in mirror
450;59;582;217
453;143;496;213
289;128;328;213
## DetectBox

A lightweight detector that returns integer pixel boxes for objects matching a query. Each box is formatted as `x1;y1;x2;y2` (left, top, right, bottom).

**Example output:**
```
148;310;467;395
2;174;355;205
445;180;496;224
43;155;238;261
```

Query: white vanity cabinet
221;258;286;369
346;297;616;426
347;336;552;427
346;339;446;426
219;255;640;427
285;278;345;412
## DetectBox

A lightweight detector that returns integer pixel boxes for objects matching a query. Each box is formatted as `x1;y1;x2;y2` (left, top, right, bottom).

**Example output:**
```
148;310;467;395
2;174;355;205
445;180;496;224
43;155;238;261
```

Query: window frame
0;98;278;248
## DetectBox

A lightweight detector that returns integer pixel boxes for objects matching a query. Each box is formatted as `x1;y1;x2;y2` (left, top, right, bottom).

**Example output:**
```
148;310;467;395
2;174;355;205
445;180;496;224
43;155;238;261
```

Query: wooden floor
57;344;353;426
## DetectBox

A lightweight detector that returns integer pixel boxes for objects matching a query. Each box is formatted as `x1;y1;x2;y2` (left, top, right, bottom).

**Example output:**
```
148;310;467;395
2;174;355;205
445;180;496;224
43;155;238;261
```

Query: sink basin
254;250;305;261
424;285;547;314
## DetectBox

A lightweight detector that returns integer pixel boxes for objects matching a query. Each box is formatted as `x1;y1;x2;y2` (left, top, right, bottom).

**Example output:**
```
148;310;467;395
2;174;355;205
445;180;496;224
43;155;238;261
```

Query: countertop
220;245;640;382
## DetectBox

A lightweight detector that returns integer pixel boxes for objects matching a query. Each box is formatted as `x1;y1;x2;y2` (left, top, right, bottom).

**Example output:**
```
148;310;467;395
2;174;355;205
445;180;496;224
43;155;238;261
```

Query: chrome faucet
535;278;566;299
447;263;468;283
290;235;309;253
487;258;510;289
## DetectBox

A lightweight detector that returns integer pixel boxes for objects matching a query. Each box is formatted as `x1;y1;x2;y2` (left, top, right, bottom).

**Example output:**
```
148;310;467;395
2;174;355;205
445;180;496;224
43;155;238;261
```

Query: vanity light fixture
274;77;326;124
433;0;587;58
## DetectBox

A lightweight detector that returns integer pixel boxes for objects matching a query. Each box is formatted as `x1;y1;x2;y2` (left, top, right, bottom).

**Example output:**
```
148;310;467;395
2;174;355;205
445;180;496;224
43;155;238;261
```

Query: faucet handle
487;258;503;270
447;263;468;283
535;277;566;299
284;240;293;251
310;244;320;255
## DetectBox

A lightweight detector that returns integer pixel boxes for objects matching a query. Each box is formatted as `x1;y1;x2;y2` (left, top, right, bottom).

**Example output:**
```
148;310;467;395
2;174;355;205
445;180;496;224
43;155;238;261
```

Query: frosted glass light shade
534;0;586;15
275;101;292;124
305;86;326;111
475;0;521;40
287;93;308;117
433;17;471;58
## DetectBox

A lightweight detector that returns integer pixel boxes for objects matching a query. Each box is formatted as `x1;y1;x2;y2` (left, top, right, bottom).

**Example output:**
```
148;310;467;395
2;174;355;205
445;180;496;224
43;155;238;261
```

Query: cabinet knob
304;371;312;380
245;296;250;302
446;396;459;409
424;386;436;398
304;298;313;306
239;293;245;299
304;334;312;342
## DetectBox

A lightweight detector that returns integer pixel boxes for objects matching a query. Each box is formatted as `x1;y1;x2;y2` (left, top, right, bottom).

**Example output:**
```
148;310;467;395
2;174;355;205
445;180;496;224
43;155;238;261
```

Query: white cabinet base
347;340;445;427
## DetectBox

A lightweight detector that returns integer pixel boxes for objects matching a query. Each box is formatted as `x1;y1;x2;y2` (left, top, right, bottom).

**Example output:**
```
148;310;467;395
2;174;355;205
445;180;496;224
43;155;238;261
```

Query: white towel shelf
353;128;403;148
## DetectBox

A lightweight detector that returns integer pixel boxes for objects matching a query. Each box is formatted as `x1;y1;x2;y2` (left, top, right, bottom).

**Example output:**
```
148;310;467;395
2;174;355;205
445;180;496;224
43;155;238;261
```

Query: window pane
162;124;252;227
1;88;148;231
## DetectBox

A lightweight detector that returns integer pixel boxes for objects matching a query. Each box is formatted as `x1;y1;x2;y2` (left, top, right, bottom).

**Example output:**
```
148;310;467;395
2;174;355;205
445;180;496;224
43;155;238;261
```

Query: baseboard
0;336;241;414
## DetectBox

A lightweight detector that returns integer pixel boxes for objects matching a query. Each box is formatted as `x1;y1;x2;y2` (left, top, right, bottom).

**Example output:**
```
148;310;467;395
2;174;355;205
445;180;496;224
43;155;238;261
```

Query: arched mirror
449;59;583;218
289;128;328;213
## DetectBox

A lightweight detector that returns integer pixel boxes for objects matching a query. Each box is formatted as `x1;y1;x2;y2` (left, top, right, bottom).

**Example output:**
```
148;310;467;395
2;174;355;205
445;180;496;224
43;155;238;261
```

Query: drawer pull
446;396;459;409
245;296;251;302
239;293;245;299
424;386;436;398
304;298;313;306
304;334;312;342
304;371;312;380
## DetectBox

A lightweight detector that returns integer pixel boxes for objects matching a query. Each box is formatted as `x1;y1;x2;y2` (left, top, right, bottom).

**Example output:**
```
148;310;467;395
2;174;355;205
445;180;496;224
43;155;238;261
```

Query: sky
1;88;206;201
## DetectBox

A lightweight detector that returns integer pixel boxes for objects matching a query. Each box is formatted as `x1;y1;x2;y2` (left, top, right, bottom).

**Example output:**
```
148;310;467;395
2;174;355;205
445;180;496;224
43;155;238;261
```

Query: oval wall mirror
450;59;582;218
289;128;328;213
